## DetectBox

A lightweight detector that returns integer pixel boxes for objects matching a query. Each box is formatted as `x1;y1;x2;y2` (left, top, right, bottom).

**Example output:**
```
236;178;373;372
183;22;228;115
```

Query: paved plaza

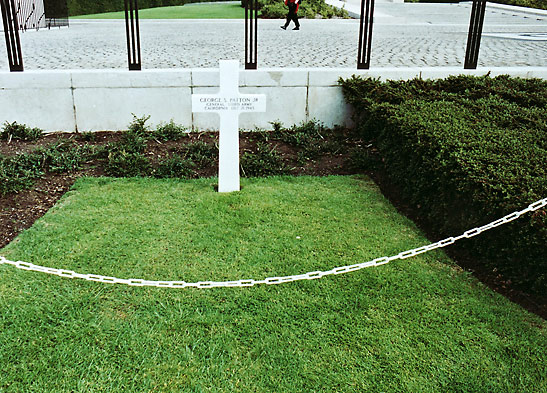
0;2;546;70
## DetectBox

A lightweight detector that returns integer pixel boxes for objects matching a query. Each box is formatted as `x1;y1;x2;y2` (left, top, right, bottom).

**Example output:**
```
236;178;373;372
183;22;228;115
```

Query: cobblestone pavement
0;2;545;70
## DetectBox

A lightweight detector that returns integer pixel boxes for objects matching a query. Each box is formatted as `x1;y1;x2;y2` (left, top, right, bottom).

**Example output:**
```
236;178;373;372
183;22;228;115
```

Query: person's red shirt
285;0;299;12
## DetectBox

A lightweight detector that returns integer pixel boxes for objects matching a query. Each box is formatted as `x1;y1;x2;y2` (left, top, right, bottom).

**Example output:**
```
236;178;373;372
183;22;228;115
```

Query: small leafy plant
153;155;195;179
273;120;347;164
117;115;152;153
181;141;218;166
34;142;91;173
153;120;188;142
240;142;288;177
77;131;98;142
105;151;151;177
128;114;151;137
0;142;94;195
1;121;43;142
0;154;42;195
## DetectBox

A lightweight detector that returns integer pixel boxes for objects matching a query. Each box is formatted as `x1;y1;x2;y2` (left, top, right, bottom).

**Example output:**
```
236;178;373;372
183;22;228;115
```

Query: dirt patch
1;130;545;319
0;129;358;248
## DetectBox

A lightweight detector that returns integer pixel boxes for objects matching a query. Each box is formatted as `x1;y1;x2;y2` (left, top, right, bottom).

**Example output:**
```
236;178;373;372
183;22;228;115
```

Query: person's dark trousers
284;4;300;29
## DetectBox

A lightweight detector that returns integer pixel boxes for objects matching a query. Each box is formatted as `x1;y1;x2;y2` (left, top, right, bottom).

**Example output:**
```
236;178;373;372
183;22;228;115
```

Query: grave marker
192;60;266;193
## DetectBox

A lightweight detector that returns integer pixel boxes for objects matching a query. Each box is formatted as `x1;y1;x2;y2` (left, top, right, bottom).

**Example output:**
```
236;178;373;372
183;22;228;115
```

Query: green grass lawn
1;176;545;392
71;3;245;19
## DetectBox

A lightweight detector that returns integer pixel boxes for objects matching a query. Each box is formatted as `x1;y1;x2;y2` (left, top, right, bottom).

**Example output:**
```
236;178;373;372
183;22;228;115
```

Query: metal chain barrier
1;198;546;289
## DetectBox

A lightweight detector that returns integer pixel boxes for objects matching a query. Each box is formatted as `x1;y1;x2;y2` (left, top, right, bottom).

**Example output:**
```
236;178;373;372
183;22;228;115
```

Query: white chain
1;198;545;289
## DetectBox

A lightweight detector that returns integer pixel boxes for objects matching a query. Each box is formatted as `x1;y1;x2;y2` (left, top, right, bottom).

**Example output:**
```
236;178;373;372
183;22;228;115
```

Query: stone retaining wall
0;67;545;132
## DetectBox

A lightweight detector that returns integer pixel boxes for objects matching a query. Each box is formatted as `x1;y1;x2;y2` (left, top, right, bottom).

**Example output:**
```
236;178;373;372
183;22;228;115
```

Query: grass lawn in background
1;176;545;392
71;3;245;19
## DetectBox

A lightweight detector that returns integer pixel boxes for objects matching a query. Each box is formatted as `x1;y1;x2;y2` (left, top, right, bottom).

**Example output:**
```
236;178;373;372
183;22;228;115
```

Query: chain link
1;197;545;289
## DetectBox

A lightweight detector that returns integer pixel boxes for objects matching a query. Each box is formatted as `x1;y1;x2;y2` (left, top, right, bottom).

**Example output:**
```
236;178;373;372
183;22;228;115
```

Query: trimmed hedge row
248;0;347;19
68;0;347;17
340;75;547;294
488;0;546;10
68;0;226;16
405;0;547;11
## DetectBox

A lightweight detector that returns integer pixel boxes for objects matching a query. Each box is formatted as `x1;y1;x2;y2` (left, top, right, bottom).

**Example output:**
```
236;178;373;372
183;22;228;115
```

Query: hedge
68;0;348;17
68;0;546;17
404;0;547;11
68;0;228;16
241;0;347;19
340;75;547;294
490;0;547;10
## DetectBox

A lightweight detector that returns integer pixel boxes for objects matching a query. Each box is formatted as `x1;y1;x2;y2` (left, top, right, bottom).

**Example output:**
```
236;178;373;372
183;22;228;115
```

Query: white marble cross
192;60;266;193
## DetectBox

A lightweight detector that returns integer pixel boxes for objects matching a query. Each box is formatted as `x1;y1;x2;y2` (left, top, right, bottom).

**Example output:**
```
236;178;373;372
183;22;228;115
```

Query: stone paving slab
0;3;545;70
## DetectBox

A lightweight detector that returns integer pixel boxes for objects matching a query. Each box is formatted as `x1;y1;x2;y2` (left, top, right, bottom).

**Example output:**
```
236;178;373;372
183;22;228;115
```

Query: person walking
281;0;300;30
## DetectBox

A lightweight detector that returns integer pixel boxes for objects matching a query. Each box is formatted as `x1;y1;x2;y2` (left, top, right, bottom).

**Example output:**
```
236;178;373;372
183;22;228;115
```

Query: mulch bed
0;130;355;251
1;131;545;319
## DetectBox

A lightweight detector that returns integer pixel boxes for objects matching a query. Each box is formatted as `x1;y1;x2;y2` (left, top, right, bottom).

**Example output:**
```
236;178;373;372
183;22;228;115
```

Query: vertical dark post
0;0;24;71
245;0;258;70
124;0;141;71
464;0;486;69
357;0;374;69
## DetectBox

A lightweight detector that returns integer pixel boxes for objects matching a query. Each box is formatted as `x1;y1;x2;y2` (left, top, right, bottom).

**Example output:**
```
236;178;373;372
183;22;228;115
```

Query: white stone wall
0;67;546;133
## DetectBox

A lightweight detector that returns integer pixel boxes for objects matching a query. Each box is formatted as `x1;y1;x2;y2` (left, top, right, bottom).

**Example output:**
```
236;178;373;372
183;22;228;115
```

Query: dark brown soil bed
1;130;545;319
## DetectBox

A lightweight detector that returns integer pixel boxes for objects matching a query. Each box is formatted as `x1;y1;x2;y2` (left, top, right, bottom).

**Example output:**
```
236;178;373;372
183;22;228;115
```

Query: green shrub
91;144;112;160
1;121;43;142
340;74;547;293
181;141;218;166
34;142;91;173
247;128;274;143
491;0;547;10
259;1;286;18
243;0;347;19
241;142;288;177
116;132;147;154
128;114;151;136
68;0;230;16
77;132;98;142
405;0;547;10
273;120;346;164
341;76;547;293
0;164;36;195
94;117;152;160
0;141;97;195
112;116;152;154
105;151;151;177
0;154;43;195
275;120;326;147
153;155;195;178
347;146;382;171
342;75;547;139
153;120;188;142
6;153;44;176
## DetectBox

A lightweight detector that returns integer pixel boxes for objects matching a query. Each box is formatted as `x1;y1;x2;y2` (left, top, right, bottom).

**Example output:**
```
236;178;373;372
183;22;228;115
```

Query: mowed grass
0;176;545;392
71;3;245;19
